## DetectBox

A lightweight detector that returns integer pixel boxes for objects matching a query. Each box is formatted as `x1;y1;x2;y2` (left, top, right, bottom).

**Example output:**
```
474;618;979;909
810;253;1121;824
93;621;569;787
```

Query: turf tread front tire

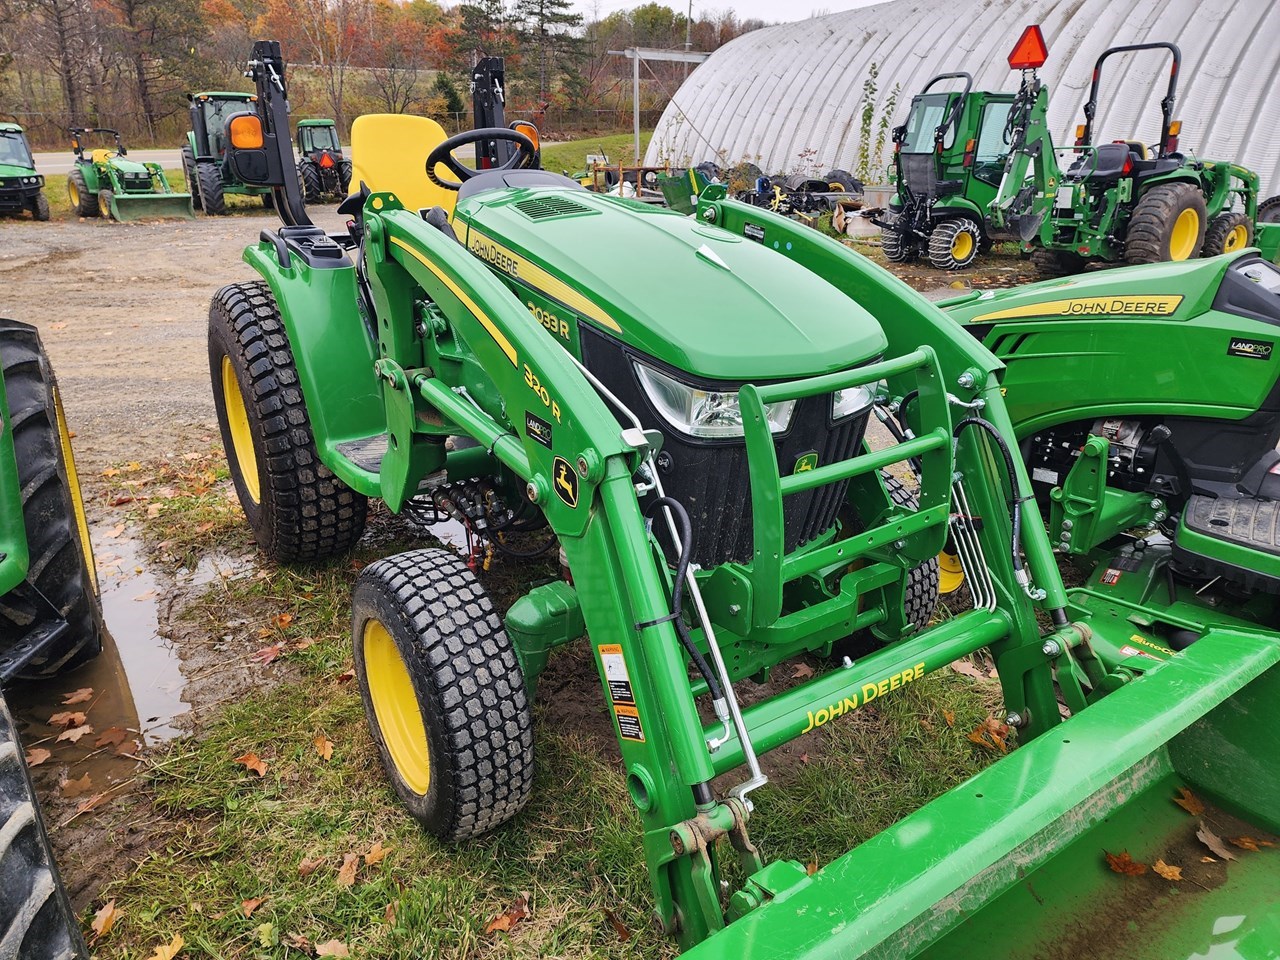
0;321;101;678
0;699;87;959
927;216;981;270
353;549;534;842
208;282;367;563
1030;248;1086;278
1202;211;1252;257
1126;182;1206;263
195;160;225;215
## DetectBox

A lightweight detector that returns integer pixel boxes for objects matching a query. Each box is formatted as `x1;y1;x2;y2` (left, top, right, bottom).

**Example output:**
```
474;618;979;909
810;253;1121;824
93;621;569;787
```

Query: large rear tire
0;320;102;678
0;697;89;958
298;160;321;204
1202;212;1253;257
66;170;95;218
1126;182;1206;263
195;160;225;216
208;282;367;563
927;216;982;270
181;144;203;211
1259;195;1280;224
352;548;534;842
338;159;353;195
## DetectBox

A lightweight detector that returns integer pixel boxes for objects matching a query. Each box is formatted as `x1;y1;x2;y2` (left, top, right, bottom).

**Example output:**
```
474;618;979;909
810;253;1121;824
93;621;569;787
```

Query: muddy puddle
9;522;255;788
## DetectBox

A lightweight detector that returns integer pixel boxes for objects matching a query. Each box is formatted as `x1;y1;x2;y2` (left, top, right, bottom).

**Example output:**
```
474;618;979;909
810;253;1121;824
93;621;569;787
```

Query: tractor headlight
831;383;876;421
634;361;796;439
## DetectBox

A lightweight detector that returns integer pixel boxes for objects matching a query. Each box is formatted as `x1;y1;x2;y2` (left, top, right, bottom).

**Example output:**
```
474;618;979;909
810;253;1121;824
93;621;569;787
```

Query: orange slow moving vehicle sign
1008;25;1048;70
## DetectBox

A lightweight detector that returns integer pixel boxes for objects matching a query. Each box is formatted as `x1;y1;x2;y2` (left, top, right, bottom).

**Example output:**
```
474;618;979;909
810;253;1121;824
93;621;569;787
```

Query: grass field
540;131;654;175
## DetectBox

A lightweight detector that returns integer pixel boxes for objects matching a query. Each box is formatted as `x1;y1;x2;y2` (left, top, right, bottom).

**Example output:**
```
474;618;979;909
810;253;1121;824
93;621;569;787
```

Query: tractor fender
76;162;101;194
930;197;987;225
240;243;385;494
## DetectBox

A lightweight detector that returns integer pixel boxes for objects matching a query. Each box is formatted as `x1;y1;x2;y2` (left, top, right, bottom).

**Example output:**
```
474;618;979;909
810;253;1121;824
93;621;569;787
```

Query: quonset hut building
644;0;1280;194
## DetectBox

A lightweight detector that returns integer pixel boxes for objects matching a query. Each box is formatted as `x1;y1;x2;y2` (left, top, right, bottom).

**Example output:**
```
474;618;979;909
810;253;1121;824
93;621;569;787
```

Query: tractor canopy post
1081;42;1181;158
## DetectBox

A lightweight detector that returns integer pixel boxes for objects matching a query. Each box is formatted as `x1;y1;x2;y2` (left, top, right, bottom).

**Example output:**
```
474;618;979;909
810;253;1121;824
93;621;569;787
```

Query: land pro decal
1228;337;1274;360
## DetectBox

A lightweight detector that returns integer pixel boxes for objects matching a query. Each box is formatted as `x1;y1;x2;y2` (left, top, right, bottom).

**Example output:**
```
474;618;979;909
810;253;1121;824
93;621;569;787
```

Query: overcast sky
571;0;884;28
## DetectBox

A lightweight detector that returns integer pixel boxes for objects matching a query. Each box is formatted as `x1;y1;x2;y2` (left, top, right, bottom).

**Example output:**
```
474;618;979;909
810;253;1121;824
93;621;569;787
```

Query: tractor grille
579;327;868;566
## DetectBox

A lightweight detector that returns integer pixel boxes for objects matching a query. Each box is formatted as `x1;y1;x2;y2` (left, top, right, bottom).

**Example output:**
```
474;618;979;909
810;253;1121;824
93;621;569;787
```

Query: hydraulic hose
953;416;1026;570
644;496;725;704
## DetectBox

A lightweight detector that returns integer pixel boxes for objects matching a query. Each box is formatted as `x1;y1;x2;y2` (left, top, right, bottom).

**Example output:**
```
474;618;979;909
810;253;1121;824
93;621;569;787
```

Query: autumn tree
367;1;431;112
267;0;372;135
513;0;582;105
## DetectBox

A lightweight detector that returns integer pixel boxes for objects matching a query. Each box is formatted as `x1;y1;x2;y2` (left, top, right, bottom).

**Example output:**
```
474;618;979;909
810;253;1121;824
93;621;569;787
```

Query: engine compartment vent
513;195;597;221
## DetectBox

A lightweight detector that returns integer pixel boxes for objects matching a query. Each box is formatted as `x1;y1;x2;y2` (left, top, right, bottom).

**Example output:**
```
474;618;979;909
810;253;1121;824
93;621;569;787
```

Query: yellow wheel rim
938;551;964;595
363;619;431;795
54;387;96;588
1169;208;1200;260
98;194;110;219
220;355;260;504
950;229;975;262
68;181;79;208
1223;223;1249;253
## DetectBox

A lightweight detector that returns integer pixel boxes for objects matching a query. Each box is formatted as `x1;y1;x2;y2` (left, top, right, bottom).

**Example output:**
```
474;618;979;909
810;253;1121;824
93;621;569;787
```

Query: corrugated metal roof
646;0;1280;196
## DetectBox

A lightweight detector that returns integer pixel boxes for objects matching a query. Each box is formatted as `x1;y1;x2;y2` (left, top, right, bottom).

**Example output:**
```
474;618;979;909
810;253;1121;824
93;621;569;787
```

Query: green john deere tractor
67;128;193;222
0;318;102;959
0;123;49;221
209;41;1280;958
991;33;1280;276
296;119;351;203
184;91;274;214
878;73;1015;269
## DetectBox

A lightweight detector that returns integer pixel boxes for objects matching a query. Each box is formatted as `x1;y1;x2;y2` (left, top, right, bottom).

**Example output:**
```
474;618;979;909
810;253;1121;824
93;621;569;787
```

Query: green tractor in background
0;122;49;221
67;128;193;222
992;32;1280;275
0;317;103;959
878;73;1015;269
295;119;351;203
183;92;275;214
204;41;1280;958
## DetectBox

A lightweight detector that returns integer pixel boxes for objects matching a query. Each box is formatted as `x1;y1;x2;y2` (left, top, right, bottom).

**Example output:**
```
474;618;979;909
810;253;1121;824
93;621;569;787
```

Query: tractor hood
941;253;1249;326
0;162;37;179
457;187;887;380
108;156;151;177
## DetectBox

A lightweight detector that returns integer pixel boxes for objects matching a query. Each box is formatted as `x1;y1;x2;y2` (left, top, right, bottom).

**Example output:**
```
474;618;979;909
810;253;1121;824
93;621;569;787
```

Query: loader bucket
108;191;195;222
685;626;1280;960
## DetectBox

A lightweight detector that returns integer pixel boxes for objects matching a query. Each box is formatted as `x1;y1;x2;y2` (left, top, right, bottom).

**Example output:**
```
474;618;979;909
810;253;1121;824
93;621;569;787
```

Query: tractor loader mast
471;57;512;168
241;40;311;228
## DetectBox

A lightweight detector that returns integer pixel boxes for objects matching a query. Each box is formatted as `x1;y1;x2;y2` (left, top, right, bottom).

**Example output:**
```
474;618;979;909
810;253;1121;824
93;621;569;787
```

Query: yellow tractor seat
90;148;113;164
1119;140;1149;159
348;114;457;216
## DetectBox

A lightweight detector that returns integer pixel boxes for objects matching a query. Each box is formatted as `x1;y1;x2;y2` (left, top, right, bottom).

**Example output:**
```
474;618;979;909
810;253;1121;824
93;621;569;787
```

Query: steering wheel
425;127;538;191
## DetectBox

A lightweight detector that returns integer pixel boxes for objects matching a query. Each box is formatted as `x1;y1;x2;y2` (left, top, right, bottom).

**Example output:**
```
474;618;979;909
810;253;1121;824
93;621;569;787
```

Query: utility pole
684;0;693;79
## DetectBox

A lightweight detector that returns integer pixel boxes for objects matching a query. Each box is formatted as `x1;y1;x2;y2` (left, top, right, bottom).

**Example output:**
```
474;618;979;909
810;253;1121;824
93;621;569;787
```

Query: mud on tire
1125;181;1206;263
208;281;367;563
0;320;102;678
0;698;88;958
352;548;534;842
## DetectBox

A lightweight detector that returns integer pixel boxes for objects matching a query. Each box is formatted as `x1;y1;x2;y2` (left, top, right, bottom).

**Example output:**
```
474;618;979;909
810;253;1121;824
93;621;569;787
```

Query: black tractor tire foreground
208;281;368;563
1126;181;1207;263
0;321;101;678
351;547;535;842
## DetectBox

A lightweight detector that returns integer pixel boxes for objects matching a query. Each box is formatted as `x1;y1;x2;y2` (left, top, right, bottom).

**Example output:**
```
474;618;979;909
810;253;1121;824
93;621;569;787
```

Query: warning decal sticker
614;705;645;742
598;644;635;705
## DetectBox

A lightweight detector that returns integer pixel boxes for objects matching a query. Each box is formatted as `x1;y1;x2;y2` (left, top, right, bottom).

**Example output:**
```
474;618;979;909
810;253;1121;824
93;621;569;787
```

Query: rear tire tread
1125;182;1206;263
195;160;225;215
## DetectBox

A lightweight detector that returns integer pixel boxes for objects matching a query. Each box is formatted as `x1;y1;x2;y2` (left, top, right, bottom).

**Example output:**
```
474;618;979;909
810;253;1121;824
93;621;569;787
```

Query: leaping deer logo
553;457;578;507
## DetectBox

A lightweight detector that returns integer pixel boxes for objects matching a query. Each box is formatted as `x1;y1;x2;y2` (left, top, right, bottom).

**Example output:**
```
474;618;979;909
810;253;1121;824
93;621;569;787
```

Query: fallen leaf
805;858;818;876
295;637;318;650
966;717;1009;754
364;841;391;866
252;644;284;665
60;773;93;798
383;900;398;925
273;613;295;629
336;669;355;684
57;724;94;743
1104;850;1148;876
133;589;157;602
942;709;955;727
1173;786;1205;817
195;521;215;534
790;662;815;680
25;747;51;767
1153;859;1183;881
314;735;334;761
1201;856;1217;863
101;468;121;478
485;892;531;934
1229;836;1275;852
73;791;111;817
63;687;94;705
337;852;359;888
49;710;87;728
145;933;184;960
315;941;349;958
96;726;129;748
298;856;324;877
603;906;632;942
104;521;125;536
242;896;268;918
283;932;312;952
91;899;120;942
234;753;268;777
950;658;986;680
147;503;161;518
799;752;810;764
108;496;135;506
1196;822;1239;862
